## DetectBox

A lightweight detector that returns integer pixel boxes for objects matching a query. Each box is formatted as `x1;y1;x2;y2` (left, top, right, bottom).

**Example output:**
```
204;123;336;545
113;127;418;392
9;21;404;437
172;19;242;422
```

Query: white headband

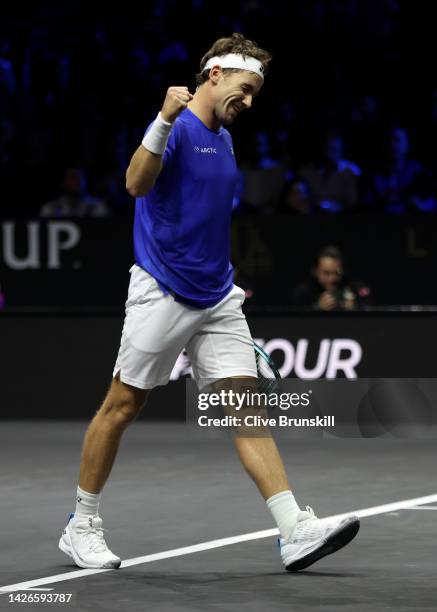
203;53;264;80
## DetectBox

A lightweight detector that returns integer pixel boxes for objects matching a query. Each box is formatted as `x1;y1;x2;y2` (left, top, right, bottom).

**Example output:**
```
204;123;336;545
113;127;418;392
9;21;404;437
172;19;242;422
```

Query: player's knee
108;399;142;427
213;376;268;425
101;380;148;427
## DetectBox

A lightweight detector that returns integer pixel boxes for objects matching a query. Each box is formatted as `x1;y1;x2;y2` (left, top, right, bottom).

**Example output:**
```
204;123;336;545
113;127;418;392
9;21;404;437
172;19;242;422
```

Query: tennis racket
253;341;281;394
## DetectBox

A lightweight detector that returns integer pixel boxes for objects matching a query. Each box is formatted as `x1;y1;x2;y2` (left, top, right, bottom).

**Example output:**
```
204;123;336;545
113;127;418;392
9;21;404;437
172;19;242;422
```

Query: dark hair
316;246;343;265
195;32;272;86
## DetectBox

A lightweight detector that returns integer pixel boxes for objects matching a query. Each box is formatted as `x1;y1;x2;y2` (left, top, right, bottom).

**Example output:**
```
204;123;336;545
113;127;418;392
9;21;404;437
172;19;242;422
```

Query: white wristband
142;112;174;155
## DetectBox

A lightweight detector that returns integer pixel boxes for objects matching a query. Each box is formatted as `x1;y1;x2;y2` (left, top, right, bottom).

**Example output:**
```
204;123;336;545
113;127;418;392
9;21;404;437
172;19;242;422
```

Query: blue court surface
1;422;436;612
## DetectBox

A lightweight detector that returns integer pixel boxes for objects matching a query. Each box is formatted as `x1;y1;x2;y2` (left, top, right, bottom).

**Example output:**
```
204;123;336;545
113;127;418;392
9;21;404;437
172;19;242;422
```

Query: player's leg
210;374;302;539
59;378;149;570
224;377;291;498
186;286;301;534
60;265;202;569
218;375;359;571
78;375;149;494
187;283;360;571
80;265;197;496
235;433;292;497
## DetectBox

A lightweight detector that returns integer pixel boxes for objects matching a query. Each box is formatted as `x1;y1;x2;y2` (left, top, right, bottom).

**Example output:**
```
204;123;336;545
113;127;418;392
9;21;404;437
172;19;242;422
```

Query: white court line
402;505;437;510
21;588;54;591
1;492;436;594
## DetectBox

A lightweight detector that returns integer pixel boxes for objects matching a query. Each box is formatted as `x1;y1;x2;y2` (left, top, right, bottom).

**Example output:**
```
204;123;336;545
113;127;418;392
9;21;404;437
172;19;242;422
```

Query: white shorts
113;265;257;389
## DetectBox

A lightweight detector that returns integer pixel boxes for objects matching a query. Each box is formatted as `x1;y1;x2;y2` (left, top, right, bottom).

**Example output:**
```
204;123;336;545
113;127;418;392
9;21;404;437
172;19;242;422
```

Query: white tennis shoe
59;513;121;569
279;507;360;572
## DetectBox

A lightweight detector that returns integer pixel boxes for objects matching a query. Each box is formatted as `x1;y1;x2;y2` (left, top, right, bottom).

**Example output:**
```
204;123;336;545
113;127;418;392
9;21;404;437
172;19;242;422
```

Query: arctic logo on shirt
194;146;217;154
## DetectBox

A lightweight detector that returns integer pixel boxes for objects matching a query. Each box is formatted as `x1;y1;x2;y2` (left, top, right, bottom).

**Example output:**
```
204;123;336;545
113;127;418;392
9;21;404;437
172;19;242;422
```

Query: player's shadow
291;570;360;578
118;569;360;584
57;563;358;580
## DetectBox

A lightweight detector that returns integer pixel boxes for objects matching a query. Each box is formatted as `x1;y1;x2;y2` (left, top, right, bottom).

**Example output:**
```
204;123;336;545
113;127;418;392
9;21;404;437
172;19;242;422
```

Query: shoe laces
301;505;317;520
74;518;108;553
291;506;324;542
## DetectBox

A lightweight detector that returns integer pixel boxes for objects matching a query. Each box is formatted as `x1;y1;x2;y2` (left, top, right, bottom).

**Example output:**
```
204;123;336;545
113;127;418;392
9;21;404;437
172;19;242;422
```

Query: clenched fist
161;86;193;123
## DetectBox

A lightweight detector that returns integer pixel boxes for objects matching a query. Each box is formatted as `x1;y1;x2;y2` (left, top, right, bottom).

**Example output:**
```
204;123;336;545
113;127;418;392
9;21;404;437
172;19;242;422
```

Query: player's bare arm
125;86;193;197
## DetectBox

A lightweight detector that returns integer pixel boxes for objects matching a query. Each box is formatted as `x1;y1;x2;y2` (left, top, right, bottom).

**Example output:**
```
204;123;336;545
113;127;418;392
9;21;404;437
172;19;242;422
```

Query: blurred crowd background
1;0;436;218
1;0;436;310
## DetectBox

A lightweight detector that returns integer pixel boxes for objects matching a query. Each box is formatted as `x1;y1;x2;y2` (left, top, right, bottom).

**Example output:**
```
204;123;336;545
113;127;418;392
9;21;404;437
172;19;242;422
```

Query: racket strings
255;349;280;394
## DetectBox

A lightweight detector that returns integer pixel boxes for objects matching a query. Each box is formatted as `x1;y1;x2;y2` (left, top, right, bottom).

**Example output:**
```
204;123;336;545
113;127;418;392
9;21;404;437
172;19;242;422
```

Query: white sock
266;490;300;541
74;486;101;519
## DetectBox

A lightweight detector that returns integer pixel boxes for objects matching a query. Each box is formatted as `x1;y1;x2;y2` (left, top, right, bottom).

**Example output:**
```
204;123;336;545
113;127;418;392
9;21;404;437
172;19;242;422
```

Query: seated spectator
348;94;382;169
238;131;286;215
367;127;436;213
298;133;362;212
292;246;371;311
39;167;108;217
282;179;313;215
93;165;131;215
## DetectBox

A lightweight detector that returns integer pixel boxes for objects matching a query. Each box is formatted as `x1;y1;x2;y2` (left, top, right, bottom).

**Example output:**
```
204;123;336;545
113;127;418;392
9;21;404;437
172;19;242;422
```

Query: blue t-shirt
133;108;238;308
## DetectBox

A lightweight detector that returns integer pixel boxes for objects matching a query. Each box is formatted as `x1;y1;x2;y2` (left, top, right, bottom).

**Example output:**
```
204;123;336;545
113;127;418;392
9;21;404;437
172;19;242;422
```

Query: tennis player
59;33;359;572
